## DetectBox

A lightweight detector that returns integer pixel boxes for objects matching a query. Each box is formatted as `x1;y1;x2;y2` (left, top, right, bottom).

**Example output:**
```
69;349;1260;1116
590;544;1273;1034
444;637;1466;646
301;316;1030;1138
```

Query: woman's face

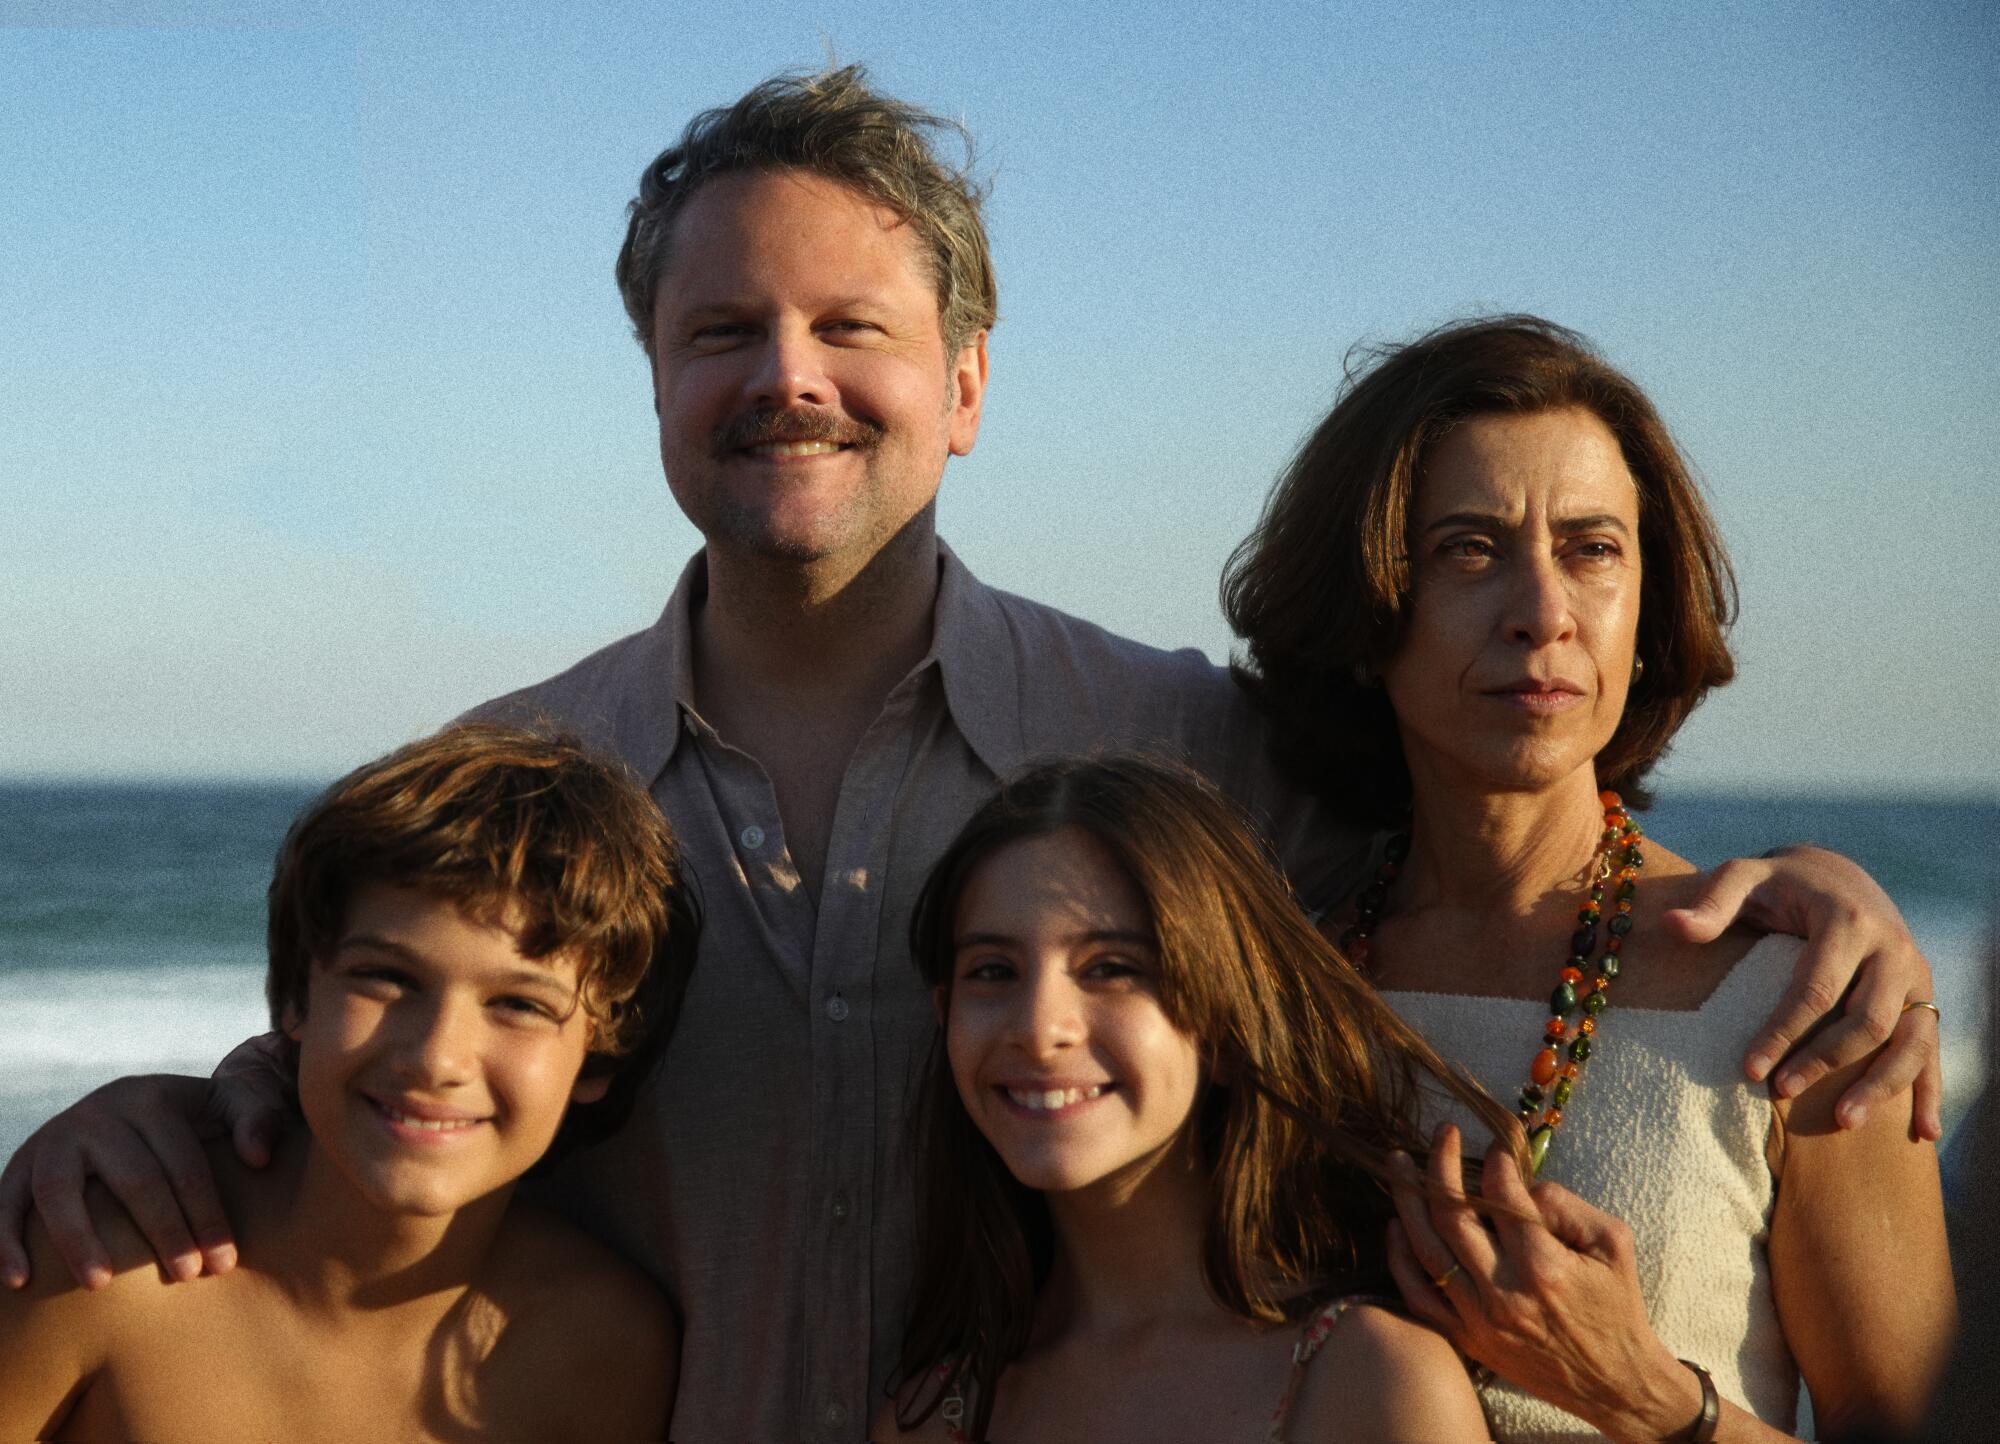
1382;406;1642;798
944;827;1203;1196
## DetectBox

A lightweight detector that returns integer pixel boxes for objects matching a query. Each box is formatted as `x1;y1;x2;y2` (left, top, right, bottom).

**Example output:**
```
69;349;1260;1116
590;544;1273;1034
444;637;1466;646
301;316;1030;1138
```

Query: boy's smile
287;883;607;1219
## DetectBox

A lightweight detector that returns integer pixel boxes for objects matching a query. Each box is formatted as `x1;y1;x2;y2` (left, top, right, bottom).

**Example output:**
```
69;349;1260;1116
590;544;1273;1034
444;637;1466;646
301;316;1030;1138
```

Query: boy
0;724;695;1441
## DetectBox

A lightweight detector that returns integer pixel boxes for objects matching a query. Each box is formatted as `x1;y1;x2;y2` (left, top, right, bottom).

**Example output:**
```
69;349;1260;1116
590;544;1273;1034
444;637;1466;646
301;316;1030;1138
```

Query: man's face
647;168;988;573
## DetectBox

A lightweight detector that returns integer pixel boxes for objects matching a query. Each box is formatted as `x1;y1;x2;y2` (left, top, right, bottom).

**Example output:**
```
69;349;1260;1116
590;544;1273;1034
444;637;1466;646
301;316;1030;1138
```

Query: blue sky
4;1;1996;793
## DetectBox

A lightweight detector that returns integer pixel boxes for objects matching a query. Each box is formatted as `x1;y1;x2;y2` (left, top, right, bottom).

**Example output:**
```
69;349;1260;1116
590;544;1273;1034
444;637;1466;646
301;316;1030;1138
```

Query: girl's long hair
890;755;1518;1440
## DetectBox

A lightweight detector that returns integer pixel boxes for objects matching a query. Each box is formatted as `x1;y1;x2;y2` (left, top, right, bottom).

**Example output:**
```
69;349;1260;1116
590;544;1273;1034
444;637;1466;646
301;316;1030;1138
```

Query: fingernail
1772;1071;1800;1099
84;1263;111;1290
1840;1102;1867;1128
2;1266;25;1289
203;1241;238;1274
1745;1052;1774;1080
170;1252;202;1282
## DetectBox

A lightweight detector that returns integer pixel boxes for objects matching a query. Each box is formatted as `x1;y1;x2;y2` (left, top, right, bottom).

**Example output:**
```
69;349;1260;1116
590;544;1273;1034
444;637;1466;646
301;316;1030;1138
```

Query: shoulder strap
1267;1294;1396;1442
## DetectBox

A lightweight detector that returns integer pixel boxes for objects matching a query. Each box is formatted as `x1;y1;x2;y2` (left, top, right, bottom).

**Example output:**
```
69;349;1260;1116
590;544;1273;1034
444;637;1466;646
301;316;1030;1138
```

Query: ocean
2;784;1993;1184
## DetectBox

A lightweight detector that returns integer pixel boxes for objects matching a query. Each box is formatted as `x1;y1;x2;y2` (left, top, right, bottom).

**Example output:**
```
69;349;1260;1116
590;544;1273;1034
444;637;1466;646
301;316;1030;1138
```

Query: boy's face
287;882;608;1218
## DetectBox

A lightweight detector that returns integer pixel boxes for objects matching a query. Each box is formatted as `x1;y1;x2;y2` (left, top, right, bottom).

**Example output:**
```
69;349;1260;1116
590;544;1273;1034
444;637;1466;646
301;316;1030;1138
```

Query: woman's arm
1766;1049;1955;1437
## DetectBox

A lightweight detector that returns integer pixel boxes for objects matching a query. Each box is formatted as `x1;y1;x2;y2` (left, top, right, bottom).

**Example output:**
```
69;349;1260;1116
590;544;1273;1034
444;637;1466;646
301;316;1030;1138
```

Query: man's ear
570;1071;611;1106
946;330;989;457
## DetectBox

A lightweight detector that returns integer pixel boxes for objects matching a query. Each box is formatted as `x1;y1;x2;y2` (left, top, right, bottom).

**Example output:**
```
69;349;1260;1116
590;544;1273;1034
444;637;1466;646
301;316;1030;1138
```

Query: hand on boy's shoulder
475;1203;680;1440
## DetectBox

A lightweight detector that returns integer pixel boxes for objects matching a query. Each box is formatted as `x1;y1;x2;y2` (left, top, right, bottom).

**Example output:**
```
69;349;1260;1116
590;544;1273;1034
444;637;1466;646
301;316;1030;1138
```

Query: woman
874;756;1503;1442
1223;315;1954;1441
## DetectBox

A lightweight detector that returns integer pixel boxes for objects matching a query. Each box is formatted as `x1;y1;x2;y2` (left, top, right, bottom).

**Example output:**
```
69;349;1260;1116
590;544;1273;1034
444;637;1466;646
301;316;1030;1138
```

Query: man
0;67;1943;1441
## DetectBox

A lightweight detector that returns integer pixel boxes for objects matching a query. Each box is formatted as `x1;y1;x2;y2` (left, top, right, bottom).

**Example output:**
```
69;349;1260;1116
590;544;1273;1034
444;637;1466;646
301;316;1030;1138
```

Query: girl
876;755;1510;1443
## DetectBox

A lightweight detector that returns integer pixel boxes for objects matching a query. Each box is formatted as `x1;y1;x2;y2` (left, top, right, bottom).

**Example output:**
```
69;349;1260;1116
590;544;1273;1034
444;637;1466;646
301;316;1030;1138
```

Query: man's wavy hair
889;755;1517;1440
1223;315;1738;826
616;64;998;355
266;723;700;1163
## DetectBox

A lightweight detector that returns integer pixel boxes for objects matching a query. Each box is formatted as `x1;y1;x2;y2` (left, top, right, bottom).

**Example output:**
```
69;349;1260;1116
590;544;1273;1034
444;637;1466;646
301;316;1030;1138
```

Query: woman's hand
1384;1125;1716;1444
0;1033;294;1290
1667;846;1941;1140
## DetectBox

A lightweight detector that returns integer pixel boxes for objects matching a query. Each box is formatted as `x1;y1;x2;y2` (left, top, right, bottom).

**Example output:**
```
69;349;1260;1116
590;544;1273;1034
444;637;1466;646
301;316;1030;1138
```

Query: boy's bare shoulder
476;1203;679;1439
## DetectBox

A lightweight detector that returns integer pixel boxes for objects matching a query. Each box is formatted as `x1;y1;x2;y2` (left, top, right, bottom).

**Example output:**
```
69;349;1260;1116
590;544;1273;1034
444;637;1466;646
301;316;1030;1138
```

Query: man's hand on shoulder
1665;844;1941;1140
0;1034;294;1290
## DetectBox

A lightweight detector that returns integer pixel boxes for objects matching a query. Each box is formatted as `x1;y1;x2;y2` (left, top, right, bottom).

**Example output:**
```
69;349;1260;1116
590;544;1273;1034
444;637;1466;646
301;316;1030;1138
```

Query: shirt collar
637;540;1028;782
927;539;1030;778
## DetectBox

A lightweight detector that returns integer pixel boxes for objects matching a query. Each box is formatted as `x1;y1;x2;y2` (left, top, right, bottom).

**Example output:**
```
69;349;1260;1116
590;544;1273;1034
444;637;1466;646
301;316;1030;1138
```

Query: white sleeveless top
1381;935;1805;1442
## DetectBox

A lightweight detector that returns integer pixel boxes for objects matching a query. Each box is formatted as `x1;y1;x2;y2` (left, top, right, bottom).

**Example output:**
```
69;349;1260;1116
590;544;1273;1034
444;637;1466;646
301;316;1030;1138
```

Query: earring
1352;662;1377;688
1631;656;1645;682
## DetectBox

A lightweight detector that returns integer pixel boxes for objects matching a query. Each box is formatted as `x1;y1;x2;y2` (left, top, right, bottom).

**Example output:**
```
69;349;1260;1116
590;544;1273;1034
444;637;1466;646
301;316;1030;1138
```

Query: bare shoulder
479;1204;679;1439
1288;1304;1490;1443
0;1181;179;1439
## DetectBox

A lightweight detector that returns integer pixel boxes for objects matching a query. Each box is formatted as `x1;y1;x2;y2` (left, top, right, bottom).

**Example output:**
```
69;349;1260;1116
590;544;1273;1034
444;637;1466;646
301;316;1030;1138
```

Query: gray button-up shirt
479;542;1360;1441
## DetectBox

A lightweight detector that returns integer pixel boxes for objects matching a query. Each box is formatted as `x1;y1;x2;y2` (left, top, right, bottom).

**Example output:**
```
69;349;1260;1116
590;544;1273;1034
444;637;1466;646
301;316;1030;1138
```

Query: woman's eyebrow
1421;510;1631;535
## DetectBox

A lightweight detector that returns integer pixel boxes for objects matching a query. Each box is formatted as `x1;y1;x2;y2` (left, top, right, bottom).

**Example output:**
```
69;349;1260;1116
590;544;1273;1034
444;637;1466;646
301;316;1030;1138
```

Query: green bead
1623;845;1644;868
1551;980;1578;1014
1608;913;1633;937
1521;1083;1545;1105
1618;880;1636;900
1582;990;1608;1016
1552;1078;1573;1107
1528;1124;1555;1176
1599;953;1621;979
1569;1034;1594;1062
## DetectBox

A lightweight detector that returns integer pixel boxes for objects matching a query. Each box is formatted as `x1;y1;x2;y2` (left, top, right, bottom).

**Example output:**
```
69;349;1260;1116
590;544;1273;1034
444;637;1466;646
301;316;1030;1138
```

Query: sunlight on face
944;828;1203;1197
1382;407;1643;798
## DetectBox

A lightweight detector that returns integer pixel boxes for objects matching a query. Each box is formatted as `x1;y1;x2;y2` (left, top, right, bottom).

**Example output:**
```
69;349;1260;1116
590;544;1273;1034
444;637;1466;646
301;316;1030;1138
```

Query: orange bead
1606;936;1623;953
1618;867;1638;884
1546;1108;1564;1126
1594;975;1611;991
1561;966;1584;985
1560;1063;1581;1081
1598;790;1620;809
1545;1017;1567;1039
1579;1017;1597;1035
1531;1048;1560;1085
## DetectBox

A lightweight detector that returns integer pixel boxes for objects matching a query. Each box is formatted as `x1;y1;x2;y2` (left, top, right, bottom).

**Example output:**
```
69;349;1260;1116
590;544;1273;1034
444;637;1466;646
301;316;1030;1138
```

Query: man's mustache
712;407;883;457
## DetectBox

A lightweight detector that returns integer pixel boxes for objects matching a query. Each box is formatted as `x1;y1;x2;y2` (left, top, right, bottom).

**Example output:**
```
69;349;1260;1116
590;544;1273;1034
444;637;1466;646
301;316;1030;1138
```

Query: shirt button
739;824;765;850
825;995;849;1022
830;1194;850;1221
823;1402;847;1428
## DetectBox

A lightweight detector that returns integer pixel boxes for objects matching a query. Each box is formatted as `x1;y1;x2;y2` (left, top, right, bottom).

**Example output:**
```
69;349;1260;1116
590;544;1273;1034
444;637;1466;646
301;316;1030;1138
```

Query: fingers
27;1137;116;1289
0;1137;36;1288
1479;1142;1550;1262
1816;1004;1941;1134
1913;1048;1943;1142
1386;1218;1463;1338
132;1112;238;1275
1739;909;1866;1084
211;1032;296;1170
1423;1124;1500;1281
1662;856;1768;947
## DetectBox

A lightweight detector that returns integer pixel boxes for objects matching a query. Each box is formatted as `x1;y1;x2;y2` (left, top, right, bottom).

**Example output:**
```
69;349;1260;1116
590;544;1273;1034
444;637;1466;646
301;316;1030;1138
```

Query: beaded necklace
1342;789;1644;1176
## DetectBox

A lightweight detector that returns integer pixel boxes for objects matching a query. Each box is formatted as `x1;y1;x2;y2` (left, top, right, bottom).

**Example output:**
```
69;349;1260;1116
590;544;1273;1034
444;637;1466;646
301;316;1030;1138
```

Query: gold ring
1431;1262;1462;1289
1903;1000;1941;1021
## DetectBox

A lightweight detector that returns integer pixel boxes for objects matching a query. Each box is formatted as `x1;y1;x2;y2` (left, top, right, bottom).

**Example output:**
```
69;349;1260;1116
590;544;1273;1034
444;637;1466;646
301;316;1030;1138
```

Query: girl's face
944;826;1203;1196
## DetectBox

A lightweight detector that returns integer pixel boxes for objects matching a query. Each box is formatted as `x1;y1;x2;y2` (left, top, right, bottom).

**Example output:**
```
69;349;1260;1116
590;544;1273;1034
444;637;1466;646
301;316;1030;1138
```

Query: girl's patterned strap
1266;1294;1397;1443
937;1361;969;1444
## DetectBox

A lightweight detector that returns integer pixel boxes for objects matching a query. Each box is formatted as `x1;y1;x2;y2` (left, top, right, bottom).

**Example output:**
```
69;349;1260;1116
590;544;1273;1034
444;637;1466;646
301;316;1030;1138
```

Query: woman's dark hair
890;755;1517;1439
1222;314;1738;824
